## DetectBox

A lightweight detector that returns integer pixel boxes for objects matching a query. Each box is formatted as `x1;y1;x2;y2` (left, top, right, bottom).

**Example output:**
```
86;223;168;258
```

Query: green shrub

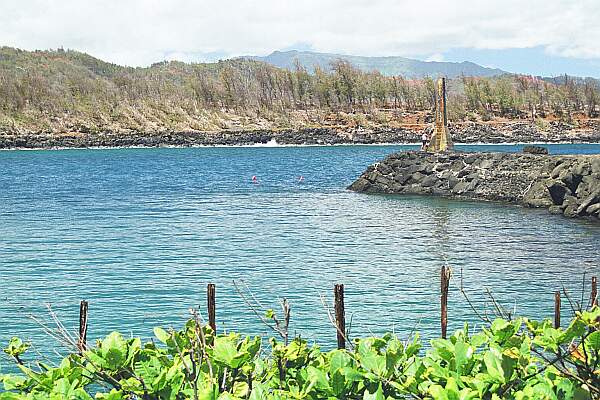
1;308;599;399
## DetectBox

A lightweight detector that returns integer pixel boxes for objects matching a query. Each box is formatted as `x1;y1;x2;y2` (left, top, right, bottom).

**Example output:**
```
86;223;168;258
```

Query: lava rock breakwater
348;151;600;221
2;121;600;149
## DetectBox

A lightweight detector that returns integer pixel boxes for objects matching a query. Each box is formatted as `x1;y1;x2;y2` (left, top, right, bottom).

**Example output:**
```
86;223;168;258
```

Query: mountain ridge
243;50;508;78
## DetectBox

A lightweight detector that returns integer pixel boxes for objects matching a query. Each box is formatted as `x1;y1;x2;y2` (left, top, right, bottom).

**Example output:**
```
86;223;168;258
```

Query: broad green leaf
340;366;363;382
105;348;126;370
232;381;249;398
331;369;346;397
0;374;26;391
3;338;30;359
248;384;267;400
560;318;587;343
93;389;124;400
454;341;473;375
360;352;386;377
363;383;384;400
198;382;218;400
213;336;238;367
585;331;600;350
483;351;504;383
430;339;455;362
329;350;352;373
218;393;241;400
101;332;128;370
307;365;330;391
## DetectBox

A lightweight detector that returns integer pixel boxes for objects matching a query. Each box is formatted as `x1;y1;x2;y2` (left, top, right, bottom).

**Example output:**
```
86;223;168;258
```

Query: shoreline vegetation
1;47;600;149
1;308;599;399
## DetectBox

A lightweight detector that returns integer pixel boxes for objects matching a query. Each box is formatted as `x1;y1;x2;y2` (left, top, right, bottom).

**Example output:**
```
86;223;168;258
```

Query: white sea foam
2;141;600;151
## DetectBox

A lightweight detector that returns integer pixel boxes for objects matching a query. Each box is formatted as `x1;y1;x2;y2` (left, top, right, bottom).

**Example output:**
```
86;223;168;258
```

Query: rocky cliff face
348;151;600;221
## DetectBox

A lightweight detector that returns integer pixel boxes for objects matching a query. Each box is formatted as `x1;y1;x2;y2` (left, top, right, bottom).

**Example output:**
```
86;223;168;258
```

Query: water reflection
431;199;452;265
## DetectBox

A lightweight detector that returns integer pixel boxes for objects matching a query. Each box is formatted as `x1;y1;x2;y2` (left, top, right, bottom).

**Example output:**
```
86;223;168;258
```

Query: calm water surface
1;143;599;364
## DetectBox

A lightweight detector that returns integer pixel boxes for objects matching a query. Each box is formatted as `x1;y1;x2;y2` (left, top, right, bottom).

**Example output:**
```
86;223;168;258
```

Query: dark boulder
560;171;583;193
562;196;582;218
378;163;393;176
408;172;426;184
587;203;600;216
447;176;460;189
394;173;412;185
451;181;471;195
421;175;439;187
576;188;600;216
523;180;554;208
546;181;571;205
348;178;371;192
523;145;549;155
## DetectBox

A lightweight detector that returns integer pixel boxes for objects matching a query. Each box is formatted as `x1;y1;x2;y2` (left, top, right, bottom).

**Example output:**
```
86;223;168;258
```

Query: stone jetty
348;150;600;221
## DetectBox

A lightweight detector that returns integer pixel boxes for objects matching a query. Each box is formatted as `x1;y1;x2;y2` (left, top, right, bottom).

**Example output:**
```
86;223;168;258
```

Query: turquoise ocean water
1;143;599;364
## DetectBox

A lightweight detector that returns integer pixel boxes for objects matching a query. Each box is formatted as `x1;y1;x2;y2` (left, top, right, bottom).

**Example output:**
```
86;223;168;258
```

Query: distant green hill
245;50;507;78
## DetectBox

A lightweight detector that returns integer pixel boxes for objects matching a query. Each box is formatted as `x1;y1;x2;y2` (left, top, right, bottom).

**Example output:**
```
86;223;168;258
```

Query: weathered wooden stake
207;283;216;332
78;300;88;354
592;276;598;308
554;291;561;328
440;266;451;339
334;284;346;350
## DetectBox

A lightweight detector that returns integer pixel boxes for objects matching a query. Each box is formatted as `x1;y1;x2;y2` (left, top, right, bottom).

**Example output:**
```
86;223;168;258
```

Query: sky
1;0;599;77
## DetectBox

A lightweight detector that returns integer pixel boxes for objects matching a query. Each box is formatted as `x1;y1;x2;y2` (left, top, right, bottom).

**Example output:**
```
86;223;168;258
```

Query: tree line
0;47;598;126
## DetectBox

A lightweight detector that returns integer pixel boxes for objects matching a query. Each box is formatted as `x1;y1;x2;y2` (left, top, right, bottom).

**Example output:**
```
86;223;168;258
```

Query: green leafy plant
1;308;599;399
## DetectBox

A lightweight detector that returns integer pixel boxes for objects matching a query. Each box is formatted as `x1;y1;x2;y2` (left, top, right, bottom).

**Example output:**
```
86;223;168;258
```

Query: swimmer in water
252;175;259;184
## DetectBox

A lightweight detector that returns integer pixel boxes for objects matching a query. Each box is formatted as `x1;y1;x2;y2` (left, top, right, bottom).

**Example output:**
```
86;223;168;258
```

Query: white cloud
0;0;598;66
426;53;445;62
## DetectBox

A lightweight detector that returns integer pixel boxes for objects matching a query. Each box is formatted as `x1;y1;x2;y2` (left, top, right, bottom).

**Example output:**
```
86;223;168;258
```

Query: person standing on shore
421;132;429;151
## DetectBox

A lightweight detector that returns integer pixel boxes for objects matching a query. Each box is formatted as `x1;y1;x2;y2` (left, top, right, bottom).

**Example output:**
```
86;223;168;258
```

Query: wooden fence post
207;283;216;332
592;276;598;308
554;291;561;328
334;284;346;350
440;266;451;339
78;300;88;354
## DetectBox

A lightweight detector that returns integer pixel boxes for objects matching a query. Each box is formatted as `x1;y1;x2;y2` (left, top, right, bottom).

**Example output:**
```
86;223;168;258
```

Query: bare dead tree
232;280;291;345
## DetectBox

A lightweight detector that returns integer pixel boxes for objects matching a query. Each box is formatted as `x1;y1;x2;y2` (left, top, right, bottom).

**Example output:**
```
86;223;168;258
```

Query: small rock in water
523;145;549;155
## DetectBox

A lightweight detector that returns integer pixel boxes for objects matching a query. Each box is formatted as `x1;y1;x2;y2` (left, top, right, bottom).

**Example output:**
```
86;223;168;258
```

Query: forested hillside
0;46;598;134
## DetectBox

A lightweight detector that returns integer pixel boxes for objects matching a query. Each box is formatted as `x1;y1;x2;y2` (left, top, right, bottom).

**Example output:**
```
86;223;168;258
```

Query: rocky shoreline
1;121;600;149
348;150;600;221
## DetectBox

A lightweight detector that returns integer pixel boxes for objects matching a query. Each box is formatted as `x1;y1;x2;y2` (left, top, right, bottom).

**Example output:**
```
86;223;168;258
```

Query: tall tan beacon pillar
427;78;453;152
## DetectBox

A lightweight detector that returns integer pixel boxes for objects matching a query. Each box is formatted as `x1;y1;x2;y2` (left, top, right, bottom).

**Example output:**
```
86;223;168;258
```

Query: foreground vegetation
0;47;598;133
1;307;599;399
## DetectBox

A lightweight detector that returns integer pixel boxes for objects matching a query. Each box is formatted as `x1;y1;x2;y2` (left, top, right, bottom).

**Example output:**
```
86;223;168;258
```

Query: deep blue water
1;143;600;365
